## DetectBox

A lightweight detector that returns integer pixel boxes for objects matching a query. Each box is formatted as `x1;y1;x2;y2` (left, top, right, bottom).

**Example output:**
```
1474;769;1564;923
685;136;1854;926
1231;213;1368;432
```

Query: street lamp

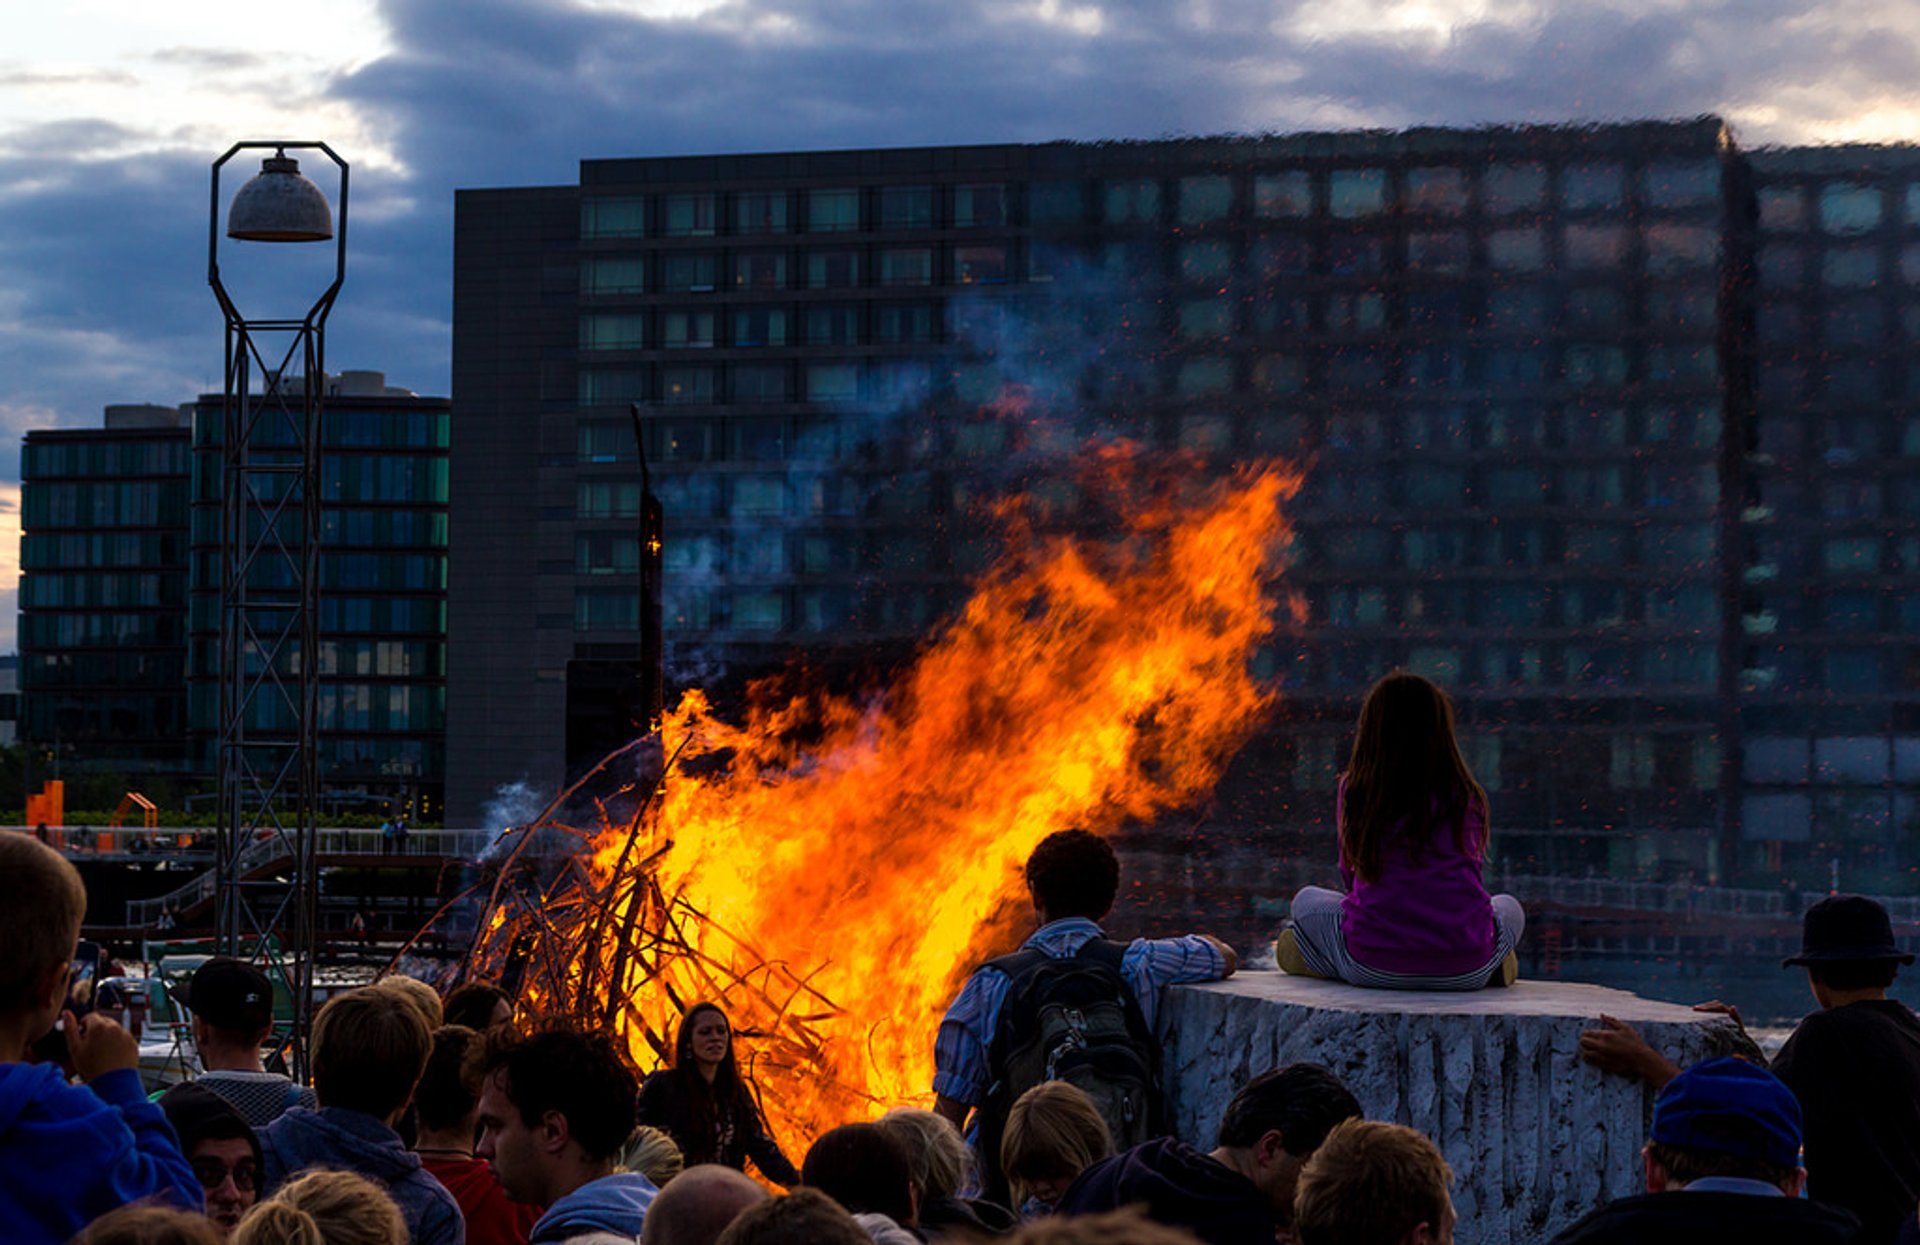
208;142;348;1078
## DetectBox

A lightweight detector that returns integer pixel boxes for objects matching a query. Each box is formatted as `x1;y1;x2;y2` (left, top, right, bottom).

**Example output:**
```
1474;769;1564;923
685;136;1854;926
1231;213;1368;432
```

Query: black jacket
634;1069;798;1185
1551;1190;1863;1245
1056;1137;1276;1245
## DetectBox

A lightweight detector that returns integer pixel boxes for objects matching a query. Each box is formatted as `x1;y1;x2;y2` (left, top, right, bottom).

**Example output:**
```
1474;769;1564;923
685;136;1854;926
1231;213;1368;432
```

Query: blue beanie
1650;1056;1801;1171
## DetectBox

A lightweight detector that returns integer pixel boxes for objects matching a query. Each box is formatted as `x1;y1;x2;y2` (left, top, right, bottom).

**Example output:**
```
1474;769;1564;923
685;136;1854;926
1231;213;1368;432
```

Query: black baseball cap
1782;895;1915;967
178;957;275;1032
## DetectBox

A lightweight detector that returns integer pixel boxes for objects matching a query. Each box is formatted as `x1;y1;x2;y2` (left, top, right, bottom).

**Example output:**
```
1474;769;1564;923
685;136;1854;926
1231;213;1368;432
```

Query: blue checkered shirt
931;916;1227;1107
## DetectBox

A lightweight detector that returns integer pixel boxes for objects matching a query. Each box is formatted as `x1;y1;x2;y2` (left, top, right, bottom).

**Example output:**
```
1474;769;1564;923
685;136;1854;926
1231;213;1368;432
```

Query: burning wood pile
450;445;1302;1153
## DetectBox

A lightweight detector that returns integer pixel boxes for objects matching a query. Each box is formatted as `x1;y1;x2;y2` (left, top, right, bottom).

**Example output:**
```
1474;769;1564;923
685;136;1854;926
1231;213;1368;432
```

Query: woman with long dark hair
635;1002;798;1185
1276;670;1525;990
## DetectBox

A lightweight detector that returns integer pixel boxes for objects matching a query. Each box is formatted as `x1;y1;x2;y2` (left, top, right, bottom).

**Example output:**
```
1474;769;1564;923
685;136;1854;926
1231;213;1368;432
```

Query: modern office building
1740;147;1920;892
448;117;1770;898
185;371;452;819
20;405;194;779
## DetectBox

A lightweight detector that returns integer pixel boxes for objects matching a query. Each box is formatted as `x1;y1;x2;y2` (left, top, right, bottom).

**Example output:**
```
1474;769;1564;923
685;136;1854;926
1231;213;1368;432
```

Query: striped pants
1287;885;1526;991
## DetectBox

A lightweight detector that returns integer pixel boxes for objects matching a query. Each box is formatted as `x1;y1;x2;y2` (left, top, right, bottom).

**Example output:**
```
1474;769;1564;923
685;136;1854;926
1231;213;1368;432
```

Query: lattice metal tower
207;142;347;1077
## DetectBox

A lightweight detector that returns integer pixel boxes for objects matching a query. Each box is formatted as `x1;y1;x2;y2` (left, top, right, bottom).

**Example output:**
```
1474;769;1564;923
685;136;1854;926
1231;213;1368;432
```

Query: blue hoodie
529;1172;657;1244
0;1062;201;1245
260;1105;465;1245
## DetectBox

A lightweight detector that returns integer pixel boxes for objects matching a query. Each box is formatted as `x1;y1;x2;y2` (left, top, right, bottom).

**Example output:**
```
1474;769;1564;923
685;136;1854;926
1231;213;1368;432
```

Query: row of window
579;158;1724;240
1758;240;1920;292
22;651;185;690
24;481;185;529
22;531;184;570
23;440;188;479
1745;735;1920;784
1757;181;1920;236
21;572;182;609
189;408;448;451
1747;533;1920;579
1321;582;1718;629
1743;647;1920;696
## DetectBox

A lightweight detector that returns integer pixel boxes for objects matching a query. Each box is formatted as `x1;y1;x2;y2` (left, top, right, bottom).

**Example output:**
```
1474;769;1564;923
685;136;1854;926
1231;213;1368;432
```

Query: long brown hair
673;1001;758;1162
1339;671;1486;883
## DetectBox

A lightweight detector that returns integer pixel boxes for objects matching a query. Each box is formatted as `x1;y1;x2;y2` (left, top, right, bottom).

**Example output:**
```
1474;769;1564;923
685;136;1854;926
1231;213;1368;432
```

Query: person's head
415;1024;483;1138
161;1082;264;1238
232;1169;409;1245
0;831;87;1043
1293;1120;1455;1245
876;1107;972;1205
371;974;443;1031
802;1122;916;1225
1783;894;1912;1008
1004;1207;1209;1245
619;1124;687;1187
1340;671;1485;884
674;1002;737;1077
476;1027;640;1205
1644;1057;1805;1196
1026;829;1120;923
640;1164;770;1245
309;987;432;1123
71;1206;223;1245
1213;1064;1364;1228
182;958;275;1058
1001;1081;1114;1209
443;982;513;1032
714;1188;871;1245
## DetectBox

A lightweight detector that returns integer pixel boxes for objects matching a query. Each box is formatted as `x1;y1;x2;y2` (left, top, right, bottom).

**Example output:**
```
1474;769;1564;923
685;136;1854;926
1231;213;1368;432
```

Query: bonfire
450;439;1302;1155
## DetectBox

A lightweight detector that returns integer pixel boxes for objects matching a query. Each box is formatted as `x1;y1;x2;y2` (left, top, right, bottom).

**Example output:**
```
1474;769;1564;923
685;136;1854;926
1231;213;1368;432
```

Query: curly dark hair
416;1025;482;1133
481;1027;638;1161
1026;830;1120;921
443;982;512;1031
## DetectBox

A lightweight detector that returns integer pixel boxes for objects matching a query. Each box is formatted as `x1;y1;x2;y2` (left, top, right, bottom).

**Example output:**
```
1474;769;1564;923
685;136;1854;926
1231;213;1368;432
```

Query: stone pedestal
1159;972;1743;1245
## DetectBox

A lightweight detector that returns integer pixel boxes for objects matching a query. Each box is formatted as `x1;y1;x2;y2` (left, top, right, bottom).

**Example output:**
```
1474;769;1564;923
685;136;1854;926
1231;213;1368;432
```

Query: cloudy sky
1;0;1916;648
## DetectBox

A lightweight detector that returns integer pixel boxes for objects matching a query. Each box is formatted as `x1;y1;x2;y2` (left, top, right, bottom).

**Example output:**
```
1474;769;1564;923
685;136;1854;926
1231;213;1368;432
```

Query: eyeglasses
192;1159;258;1193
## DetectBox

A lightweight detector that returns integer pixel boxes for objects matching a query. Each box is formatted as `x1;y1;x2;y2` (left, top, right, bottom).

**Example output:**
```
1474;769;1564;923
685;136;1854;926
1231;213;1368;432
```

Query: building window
661;366;715;404
1178;175;1233;224
806;362;860;403
733;191;790;234
1823;246;1880;289
1251;234;1311;277
1641;159;1719;209
581;196;646;238
660;309;716;349
1561;162;1625;210
954;183;1007;228
1406;167;1467;215
1759;185;1807;230
804;304;861;345
1820;183;1884;235
872;361;932;408
733;252;788;289
1103;179;1161;223
732;307;789;347
1484;163;1547;214
661;193;717;237
806;249;862;288
1253;171;1312;218
578;368;644;406
1328;169;1387;219
1176;358;1231;395
1177;238;1233;283
731;365;788;403
1488;228;1547;272
660;253;718;292
1028;180;1084;225
874;302;936;343
582;257;645;295
954;244;1008;284
651;419;714;461
878;247;933;286
1644;224;1718;275
808;188;860;232
879;186;934;230
1178;299;1233;341
1406;231;1468;274
580;313;646;352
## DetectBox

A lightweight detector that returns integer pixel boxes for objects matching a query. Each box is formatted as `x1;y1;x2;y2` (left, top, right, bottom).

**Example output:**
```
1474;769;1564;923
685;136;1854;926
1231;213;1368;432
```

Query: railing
117;828;494;928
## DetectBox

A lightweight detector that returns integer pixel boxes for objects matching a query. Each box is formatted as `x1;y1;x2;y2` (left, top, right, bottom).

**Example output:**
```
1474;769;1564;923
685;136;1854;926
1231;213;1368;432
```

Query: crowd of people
6;671;1920;1244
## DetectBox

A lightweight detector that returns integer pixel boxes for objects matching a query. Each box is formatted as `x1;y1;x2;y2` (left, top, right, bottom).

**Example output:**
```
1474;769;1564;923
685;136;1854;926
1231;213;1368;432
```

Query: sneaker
1487;949;1520;988
1274;927;1325;978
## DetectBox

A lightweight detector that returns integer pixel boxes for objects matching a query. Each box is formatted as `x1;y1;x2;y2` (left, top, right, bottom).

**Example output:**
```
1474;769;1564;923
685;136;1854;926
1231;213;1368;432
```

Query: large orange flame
479;440;1301;1156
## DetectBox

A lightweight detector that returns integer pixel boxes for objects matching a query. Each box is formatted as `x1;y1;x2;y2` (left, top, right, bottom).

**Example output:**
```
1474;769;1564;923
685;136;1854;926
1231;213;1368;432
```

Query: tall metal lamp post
208;143;347;1076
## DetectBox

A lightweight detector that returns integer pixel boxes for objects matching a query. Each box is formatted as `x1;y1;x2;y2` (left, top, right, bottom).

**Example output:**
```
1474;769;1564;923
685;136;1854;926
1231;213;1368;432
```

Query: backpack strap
1073;937;1128;972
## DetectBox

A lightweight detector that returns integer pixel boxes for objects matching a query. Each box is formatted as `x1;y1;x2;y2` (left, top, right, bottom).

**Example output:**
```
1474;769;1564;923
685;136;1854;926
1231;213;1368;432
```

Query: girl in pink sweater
1278;671;1524;989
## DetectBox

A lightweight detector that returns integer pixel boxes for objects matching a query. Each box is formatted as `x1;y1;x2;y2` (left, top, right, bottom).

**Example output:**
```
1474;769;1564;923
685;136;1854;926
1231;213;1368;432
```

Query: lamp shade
227;152;333;242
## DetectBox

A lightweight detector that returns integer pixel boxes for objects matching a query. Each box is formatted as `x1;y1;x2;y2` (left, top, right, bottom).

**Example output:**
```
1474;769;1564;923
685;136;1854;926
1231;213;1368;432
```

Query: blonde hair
234;1170;408;1245
1293;1120;1453;1245
618;1123;686;1186
877;1106;972;1202
371;974;444;1030
1001;1081;1113;1206
0;832;86;1012
1007;1207;1204;1245
72;1206;222;1245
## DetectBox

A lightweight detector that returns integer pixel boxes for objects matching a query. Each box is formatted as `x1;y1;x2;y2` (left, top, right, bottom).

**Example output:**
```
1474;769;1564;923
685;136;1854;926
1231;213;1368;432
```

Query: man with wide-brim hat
1771;895;1920;1245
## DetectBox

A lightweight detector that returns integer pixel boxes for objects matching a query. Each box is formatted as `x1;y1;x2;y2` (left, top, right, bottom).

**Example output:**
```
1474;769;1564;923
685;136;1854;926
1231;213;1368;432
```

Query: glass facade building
182;374;451;817
20;406;193;775
446;121;1919;894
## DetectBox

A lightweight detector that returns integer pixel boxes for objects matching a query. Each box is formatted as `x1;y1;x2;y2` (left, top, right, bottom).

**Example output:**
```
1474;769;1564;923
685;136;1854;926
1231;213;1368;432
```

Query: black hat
159;1082;262;1166
177;957;275;1032
1783;894;1915;967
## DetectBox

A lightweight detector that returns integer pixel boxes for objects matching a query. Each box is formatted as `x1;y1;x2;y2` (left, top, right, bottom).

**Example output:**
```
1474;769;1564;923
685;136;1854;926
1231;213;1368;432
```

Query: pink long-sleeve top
1336;779;1498;977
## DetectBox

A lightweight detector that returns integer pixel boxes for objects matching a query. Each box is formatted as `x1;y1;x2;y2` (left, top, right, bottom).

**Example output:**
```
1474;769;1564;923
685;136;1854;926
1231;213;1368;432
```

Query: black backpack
974;938;1164;1205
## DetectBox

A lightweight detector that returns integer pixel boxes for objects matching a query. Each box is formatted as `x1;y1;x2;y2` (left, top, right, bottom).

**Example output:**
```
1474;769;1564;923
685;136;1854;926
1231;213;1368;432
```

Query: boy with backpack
931;828;1238;1204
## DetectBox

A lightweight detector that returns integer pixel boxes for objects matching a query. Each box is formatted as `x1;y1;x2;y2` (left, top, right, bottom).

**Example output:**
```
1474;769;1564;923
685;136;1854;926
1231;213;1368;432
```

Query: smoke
479;779;544;853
